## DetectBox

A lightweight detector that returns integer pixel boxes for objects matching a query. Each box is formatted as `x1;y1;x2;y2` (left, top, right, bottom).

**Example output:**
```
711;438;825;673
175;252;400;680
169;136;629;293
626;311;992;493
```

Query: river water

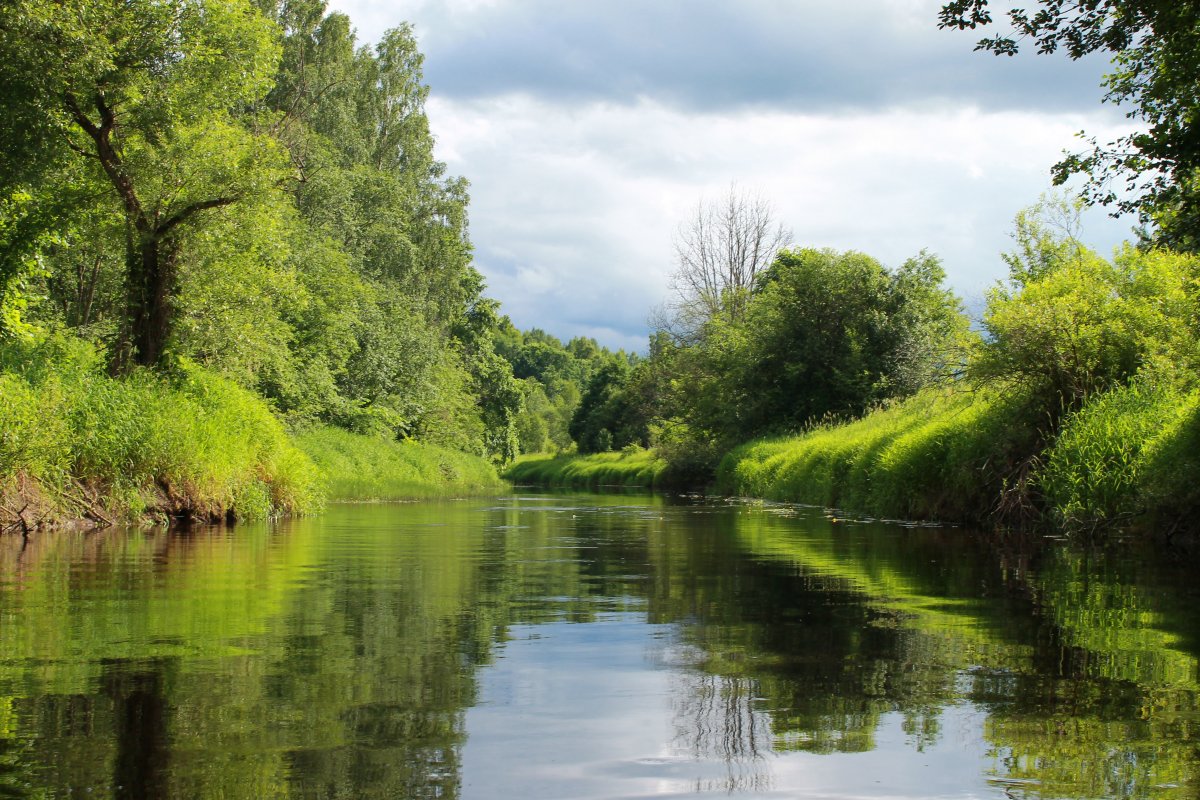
1;493;1198;799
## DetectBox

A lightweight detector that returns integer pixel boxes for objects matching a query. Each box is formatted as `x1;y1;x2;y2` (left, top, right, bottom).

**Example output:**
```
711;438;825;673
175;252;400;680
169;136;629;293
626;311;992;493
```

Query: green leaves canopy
939;0;1200;246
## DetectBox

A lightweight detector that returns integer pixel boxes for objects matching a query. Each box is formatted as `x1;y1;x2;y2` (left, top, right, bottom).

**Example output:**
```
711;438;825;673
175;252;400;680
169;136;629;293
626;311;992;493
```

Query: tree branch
156;196;238;238
64;91;144;226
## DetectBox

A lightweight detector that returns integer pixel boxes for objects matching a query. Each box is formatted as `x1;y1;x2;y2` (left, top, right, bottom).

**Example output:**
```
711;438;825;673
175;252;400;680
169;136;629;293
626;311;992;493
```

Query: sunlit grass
0;334;323;523
715;385;1036;523
503;447;668;489
1041;376;1200;530
297;425;507;501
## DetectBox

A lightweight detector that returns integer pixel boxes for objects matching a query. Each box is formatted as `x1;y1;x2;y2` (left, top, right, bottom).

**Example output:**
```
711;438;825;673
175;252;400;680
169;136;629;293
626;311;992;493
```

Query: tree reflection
669;670;773;793
0;497;1198;799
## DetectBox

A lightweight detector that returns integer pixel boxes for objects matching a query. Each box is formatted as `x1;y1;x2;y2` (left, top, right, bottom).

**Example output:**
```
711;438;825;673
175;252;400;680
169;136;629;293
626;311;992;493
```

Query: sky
326;0;1137;352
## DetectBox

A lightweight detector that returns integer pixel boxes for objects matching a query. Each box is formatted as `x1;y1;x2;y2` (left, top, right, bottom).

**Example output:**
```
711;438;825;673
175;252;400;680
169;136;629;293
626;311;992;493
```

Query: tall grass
503;447;669;490
1040;376;1200;531
0;334;323;524
296;425;506;500
715;386;1039;523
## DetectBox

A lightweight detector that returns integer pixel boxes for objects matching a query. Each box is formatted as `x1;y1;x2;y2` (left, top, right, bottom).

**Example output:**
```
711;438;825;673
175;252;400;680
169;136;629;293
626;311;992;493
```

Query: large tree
0;0;284;367
938;1;1200;247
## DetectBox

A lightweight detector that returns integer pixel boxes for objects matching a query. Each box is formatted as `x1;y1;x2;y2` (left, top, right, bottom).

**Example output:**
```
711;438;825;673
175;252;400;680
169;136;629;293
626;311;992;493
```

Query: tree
973;243;1198;418
569;357;651;453
657;248;969;456
0;0;285;368
662;185;791;339
938;1;1200;245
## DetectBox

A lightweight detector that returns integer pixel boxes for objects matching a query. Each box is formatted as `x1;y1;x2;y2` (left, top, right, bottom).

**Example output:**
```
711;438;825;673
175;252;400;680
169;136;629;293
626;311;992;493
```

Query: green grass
1040;376;1200;531
714;386;1038;523
296;425;507;501
0;333;323;524
503;447;669;490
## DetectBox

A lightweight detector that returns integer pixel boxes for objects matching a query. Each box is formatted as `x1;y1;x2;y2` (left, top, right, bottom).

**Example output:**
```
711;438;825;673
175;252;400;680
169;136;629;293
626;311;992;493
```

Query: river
0;493;1197;799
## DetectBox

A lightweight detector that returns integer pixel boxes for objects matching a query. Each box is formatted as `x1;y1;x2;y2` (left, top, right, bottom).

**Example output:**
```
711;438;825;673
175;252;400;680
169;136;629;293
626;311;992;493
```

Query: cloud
326;0;1140;350
347;0;1117;115
432;94;1133;348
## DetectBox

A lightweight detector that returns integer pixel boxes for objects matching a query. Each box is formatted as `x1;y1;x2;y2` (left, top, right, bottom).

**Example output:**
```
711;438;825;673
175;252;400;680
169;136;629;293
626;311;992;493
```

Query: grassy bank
714;386;1039;524
0;335;323;528
1039;376;1200;531
504;447;668;490
0;334;508;529
715;375;1200;531
296;426;507;501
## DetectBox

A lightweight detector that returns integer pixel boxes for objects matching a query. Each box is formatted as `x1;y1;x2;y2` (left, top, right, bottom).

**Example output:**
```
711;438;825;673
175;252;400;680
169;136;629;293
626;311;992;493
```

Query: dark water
1;494;1199;799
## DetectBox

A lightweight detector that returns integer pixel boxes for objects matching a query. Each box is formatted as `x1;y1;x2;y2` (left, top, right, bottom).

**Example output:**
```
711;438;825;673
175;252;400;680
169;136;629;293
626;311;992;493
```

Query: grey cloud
404;0;1114;115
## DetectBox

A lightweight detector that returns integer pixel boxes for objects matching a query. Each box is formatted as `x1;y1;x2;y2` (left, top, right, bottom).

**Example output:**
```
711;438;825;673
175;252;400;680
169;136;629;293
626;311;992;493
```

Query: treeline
493;322;640;456
544;193;1200;532
1;0;531;459
0;0;589;522
545;188;970;479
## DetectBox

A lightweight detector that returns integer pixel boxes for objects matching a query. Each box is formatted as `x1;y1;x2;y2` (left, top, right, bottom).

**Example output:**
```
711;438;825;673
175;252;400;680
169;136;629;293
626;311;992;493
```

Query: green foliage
0;334;322;522
0;0;525;473
1037;364;1200;532
650;247;969;479
737;248;967;431
0;189;56;336
939;1;1200;244
295;425;505;500
569;357;653;453
1;0;288;366
503;447;669;490
716;386;1039;523
973;245;1199;417
1040;374;1196;530
494;322;628;457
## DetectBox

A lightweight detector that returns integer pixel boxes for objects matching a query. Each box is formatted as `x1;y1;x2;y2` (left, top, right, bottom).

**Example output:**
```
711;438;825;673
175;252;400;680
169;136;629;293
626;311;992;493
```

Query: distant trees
939;0;1200;247
568;356;657;454
493;324;635;455
651;248;969;467
567;206;974;475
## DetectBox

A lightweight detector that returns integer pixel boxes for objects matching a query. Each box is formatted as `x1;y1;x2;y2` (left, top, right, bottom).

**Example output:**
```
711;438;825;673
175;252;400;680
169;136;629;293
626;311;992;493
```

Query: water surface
1;494;1197;798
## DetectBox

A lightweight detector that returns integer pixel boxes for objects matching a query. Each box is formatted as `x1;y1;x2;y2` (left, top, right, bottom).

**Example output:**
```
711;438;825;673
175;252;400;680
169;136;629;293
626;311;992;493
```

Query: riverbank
508;376;1200;534
297;426;507;501
719;377;1200;532
0;336;322;529
504;448;669;490
715;386;1034;525
0;336;506;531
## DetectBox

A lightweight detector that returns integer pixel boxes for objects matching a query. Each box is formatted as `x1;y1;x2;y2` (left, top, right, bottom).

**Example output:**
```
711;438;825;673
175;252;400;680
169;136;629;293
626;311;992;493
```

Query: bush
973;246;1198;417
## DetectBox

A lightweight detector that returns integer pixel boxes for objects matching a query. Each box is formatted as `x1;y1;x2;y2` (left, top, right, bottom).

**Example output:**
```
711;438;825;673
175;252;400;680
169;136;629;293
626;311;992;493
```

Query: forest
2;0;1200;535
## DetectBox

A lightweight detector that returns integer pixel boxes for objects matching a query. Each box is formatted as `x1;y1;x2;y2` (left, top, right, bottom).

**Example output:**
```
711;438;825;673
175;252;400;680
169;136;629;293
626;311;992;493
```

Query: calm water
1;494;1199;799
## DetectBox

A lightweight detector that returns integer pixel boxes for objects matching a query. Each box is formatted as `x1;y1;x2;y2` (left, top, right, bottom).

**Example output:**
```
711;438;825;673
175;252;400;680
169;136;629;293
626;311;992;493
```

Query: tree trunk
126;233;179;369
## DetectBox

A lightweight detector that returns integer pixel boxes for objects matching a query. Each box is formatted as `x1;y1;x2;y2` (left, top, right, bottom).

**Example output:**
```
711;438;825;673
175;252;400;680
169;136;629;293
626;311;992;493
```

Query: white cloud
430;94;1134;347
326;0;1140;349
